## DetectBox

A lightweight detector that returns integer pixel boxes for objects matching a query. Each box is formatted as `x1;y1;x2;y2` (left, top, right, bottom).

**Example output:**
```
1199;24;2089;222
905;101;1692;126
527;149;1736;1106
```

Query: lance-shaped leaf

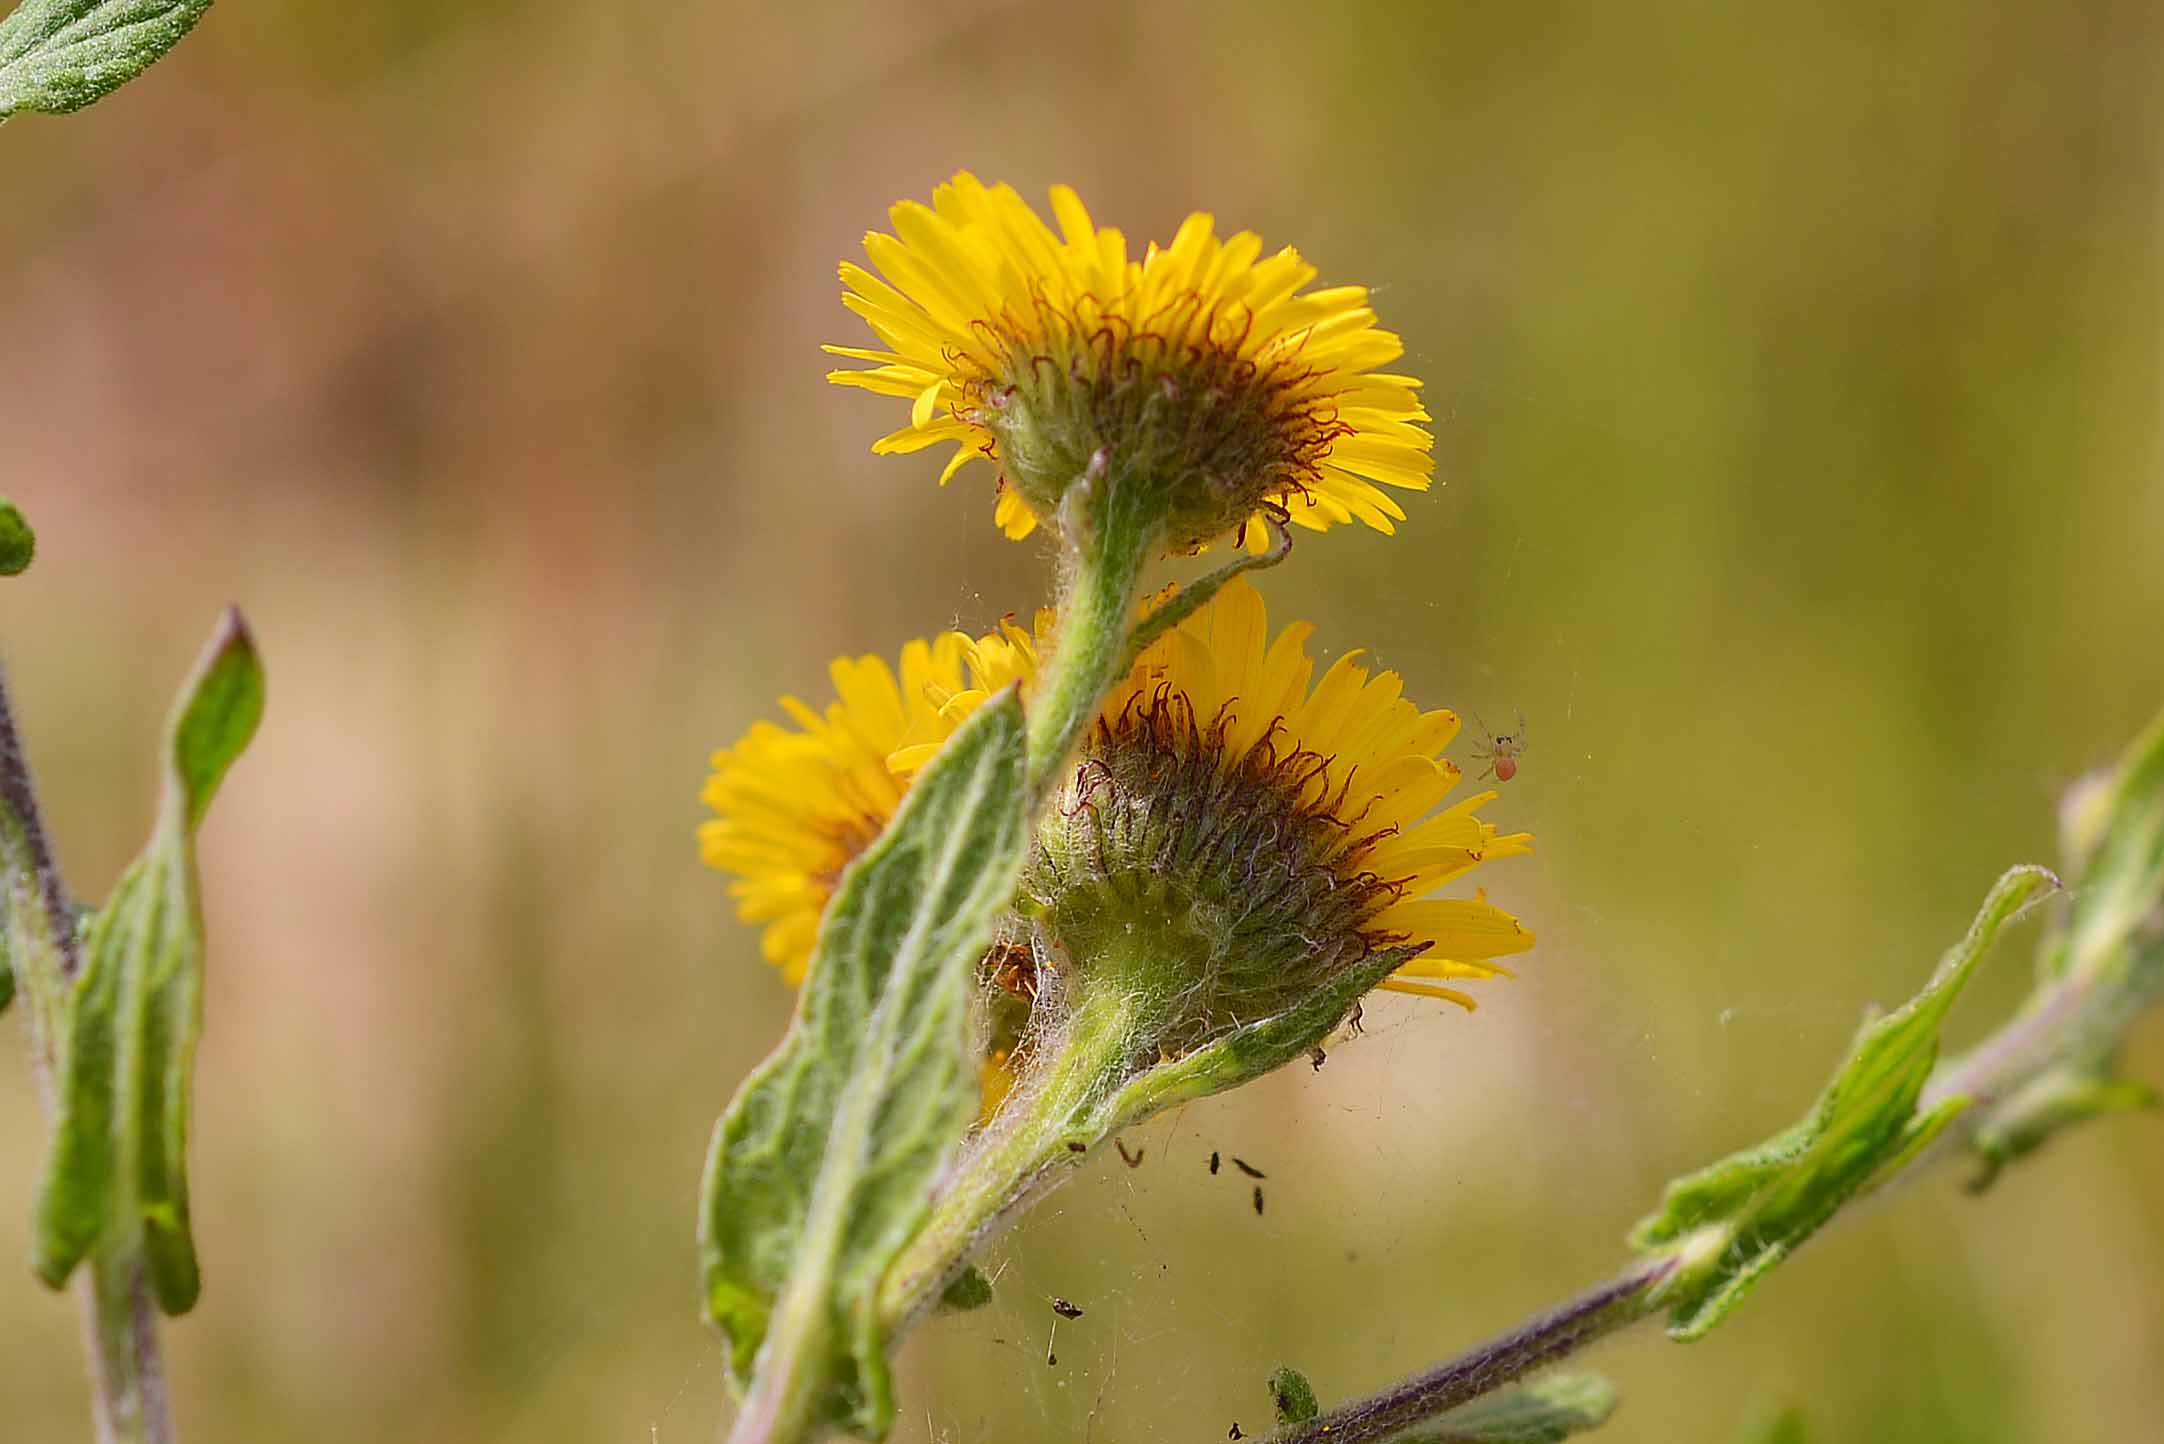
0;0;211;118
33;608;262;1314
700;689;1027;1441
1630;864;2058;1339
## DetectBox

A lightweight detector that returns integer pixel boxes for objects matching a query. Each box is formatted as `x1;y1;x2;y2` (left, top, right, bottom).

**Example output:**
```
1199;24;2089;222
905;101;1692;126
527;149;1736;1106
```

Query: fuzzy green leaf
32;610;261;1313
0;0;211;118
0;497;32;575
1399;1373;1619;1443
699;690;1028;1441
1631;864;2057;1339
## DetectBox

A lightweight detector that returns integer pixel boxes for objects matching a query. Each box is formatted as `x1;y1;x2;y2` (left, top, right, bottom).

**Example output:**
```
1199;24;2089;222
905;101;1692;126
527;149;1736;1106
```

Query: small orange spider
1467;709;1529;783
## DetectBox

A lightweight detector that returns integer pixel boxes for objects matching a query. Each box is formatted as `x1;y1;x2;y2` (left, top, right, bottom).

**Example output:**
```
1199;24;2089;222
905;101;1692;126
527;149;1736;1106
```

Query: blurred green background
4;2;2162;1440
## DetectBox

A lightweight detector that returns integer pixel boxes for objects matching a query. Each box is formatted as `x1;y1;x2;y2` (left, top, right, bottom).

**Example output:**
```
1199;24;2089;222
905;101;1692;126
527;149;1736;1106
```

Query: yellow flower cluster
706;175;1532;1044
703;581;1531;1006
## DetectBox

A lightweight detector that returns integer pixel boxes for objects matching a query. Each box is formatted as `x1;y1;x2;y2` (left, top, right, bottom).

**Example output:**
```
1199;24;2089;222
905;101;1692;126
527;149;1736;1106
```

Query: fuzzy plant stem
1263;1261;1677;1444
878;982;1147;1330
0;677;175;1444
1022;458;1164;807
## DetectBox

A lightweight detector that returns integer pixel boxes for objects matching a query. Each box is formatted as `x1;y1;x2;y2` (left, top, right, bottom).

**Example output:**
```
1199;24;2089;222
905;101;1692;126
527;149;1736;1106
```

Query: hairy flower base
1012;687;1429;1060
968;298;1354;552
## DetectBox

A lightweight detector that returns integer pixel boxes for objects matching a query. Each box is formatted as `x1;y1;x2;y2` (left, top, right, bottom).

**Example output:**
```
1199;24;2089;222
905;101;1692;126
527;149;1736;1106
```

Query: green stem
1023;466;1163;806
873;906;1409;1339
879;983;1146;1330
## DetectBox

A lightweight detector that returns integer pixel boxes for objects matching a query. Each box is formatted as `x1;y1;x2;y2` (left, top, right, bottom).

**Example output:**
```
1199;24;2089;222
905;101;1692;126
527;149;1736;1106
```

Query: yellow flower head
827;174;1434;554
701;580;1530;1011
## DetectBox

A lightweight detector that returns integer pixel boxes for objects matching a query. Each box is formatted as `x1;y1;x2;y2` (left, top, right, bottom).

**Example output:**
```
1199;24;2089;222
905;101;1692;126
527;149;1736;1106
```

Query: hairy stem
1264;1261;1675;1444
0;673;79;990
1;675;177;1444
1023;461;1163;806
879;983;1145;1329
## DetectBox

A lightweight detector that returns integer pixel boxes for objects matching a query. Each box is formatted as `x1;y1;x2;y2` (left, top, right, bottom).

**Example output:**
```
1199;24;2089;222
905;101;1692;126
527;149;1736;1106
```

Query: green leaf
1399;1374;1619;1444
1630;864;2057;1340
167;607;266;829
0;0;211;119
32;610;261;1314
699;690;1028;1441
0;496;32;575
1270;1366;1320;1427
